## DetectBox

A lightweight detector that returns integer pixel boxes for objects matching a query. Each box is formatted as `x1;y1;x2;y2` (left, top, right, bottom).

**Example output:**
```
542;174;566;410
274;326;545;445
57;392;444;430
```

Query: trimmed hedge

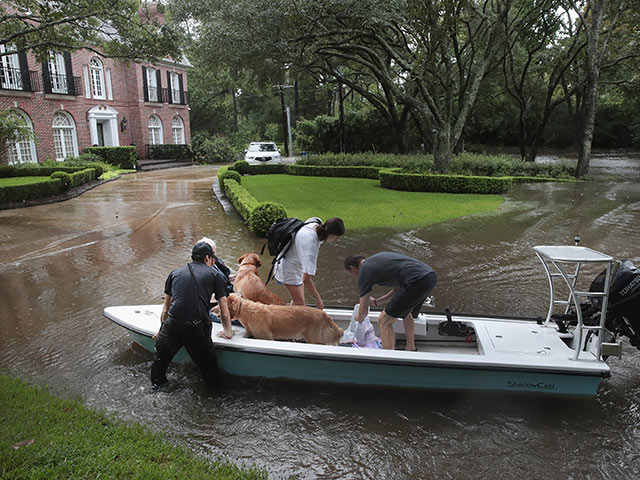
0;165;88;178
50;171;72;190
249;202;287;237
379;170;513;194
288;164;381;179
148;144;193;160
218;167;241;190
223;179;259;221
84;146;138;169
1;168;97;203
221;178;287;236
0;178;63;203
232;160;250;174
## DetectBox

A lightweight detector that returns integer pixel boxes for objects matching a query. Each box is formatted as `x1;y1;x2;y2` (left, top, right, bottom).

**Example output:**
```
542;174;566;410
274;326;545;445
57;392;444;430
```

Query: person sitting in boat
274;217;345;310
199;236;234;290
344;252;437;351
151;241;233;388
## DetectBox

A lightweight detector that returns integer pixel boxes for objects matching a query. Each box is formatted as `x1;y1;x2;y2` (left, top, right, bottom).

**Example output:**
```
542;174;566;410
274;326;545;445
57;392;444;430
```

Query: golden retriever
226;293;344;345
234;253;287;305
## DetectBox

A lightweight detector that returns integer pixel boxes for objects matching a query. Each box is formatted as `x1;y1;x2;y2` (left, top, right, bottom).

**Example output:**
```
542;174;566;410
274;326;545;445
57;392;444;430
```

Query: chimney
139;2;165;26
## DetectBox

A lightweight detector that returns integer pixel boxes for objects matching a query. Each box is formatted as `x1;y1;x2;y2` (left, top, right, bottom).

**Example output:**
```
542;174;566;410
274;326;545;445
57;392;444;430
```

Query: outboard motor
590;260;640;349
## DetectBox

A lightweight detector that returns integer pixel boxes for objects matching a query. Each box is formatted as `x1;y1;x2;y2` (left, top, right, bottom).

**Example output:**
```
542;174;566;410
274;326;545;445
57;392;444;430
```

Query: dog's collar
239;262;253;266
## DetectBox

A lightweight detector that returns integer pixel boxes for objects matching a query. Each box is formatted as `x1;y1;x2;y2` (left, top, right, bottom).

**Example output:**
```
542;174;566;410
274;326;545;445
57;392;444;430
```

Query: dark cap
191;241;214;259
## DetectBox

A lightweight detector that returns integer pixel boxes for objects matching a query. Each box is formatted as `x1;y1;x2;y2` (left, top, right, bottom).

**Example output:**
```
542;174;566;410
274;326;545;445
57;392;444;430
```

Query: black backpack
261;217;321;283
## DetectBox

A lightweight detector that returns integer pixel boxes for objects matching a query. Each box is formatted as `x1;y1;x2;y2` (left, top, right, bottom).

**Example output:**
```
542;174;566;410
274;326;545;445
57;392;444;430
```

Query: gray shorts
385;272;437;319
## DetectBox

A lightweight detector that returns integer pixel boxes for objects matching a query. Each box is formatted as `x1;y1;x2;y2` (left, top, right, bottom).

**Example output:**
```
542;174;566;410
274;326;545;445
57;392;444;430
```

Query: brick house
1;40;191;164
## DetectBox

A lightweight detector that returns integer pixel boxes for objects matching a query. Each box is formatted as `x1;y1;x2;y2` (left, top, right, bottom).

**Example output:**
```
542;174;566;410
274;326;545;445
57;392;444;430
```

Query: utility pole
274;84;294;157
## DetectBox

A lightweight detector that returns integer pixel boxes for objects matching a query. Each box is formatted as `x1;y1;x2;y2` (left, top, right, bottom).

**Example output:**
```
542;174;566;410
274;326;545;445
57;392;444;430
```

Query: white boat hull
104;304;610;395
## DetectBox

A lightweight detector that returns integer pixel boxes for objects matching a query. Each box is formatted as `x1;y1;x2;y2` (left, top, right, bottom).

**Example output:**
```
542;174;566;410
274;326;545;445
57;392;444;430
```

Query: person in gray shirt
344;252;436;351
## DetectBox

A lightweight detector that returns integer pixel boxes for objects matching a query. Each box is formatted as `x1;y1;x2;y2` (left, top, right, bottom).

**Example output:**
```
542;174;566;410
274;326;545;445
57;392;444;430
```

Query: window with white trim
5;111;37;164
146;67;158;102
172;116;185;144
89;58;105;99
52;112;78;161
169;72;180;104
148;115;163;145
0;44;23;90
48;52;67;94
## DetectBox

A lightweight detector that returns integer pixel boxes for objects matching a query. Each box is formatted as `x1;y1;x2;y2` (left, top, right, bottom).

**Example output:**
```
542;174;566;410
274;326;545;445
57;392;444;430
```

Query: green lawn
241;175;504;230
0;177;51;187
0;374;267;479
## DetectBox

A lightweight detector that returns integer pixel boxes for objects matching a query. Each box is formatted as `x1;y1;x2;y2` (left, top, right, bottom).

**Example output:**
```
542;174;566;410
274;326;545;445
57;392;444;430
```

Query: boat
104;245;640;396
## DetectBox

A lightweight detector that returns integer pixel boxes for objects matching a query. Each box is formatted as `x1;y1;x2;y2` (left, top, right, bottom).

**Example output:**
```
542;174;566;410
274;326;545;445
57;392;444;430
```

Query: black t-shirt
164;261;229;323
357;252;435;297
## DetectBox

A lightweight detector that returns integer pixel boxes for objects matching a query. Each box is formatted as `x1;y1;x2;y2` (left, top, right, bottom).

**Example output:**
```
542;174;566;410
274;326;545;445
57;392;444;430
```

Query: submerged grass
0;373;267;480
241;175;504;230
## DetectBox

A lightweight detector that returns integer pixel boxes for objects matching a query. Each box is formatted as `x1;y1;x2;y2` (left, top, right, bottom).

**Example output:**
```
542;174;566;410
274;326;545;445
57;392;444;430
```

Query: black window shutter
178;73;184;104
142;66;148;102
41;60;52;93
155;69;162;102
166;71;172;104
18;51;32;92
64;52;75;95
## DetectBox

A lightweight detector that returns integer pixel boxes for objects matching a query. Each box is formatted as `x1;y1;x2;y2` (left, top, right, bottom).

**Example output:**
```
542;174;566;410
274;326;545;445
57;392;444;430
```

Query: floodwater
1;154;640;479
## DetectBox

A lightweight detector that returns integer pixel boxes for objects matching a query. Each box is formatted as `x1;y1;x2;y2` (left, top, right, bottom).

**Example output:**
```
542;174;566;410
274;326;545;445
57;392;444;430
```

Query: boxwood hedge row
1;168;97;204
84;146;138;169
288;164;381;179
379;170;514;194
221;178;286;236
0;165;88;178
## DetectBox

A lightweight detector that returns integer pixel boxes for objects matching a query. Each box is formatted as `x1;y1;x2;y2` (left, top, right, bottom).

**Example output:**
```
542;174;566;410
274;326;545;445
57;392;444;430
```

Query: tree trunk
432;128;452;173
575;0;606;179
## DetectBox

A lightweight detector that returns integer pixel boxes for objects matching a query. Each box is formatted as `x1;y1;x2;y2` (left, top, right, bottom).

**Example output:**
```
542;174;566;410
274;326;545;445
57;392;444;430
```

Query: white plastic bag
340;304;380;347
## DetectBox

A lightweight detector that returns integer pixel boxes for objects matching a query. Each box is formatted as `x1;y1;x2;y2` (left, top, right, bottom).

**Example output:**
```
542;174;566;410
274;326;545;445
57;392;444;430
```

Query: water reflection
1;156;640;479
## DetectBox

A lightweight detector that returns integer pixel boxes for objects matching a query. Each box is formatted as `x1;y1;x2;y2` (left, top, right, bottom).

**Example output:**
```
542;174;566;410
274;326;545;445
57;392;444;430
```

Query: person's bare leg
284;283;305;306
403;314;416;351
378;311;396;350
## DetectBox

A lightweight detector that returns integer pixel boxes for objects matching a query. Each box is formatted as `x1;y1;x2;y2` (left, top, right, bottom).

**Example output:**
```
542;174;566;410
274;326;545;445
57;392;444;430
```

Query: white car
244;142;282;164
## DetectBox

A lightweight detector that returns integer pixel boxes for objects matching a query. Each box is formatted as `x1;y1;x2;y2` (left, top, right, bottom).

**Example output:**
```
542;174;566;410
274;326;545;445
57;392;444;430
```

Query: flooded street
2;155;640;479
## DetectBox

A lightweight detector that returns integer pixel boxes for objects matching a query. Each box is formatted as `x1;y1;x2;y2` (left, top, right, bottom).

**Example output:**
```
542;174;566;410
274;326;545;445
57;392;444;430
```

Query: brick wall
1;48;191;164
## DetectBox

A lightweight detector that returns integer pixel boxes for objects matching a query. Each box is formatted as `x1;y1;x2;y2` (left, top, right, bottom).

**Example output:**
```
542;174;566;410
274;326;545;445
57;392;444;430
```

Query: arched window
148;115;163;145
5;110;37;164
89;57;105;99
172;116;185;144
52;112;78;161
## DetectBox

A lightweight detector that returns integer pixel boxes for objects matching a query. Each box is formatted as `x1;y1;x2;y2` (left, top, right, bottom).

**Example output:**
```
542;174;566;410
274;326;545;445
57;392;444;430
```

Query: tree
0;108;34;163
0;0;181;61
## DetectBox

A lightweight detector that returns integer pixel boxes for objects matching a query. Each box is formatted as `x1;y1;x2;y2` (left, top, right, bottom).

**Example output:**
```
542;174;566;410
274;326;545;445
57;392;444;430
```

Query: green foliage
293;110;401;154
218;168;241;190
379;170;513;194
0;373;267;479
232;160;251;174
222;178;259;221
0;1;182;62
40;153;109;177
84;146;138;169
298;152;432;169
298;152;574;179
249;202;288;236
288;164;380;179
192;132;237;163
50;171;73;190
0;178;64;203
0;165;88;177
148;144;194;160
240;164;289;175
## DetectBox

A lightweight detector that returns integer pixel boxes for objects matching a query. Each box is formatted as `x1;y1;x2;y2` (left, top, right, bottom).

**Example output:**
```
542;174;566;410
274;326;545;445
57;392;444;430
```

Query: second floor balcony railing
0;67;41;92
45;73;82;96
145;87;189;105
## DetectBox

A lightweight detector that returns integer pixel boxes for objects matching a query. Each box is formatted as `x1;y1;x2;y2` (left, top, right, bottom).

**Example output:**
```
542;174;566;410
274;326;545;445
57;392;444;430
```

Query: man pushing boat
344;252;437;351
